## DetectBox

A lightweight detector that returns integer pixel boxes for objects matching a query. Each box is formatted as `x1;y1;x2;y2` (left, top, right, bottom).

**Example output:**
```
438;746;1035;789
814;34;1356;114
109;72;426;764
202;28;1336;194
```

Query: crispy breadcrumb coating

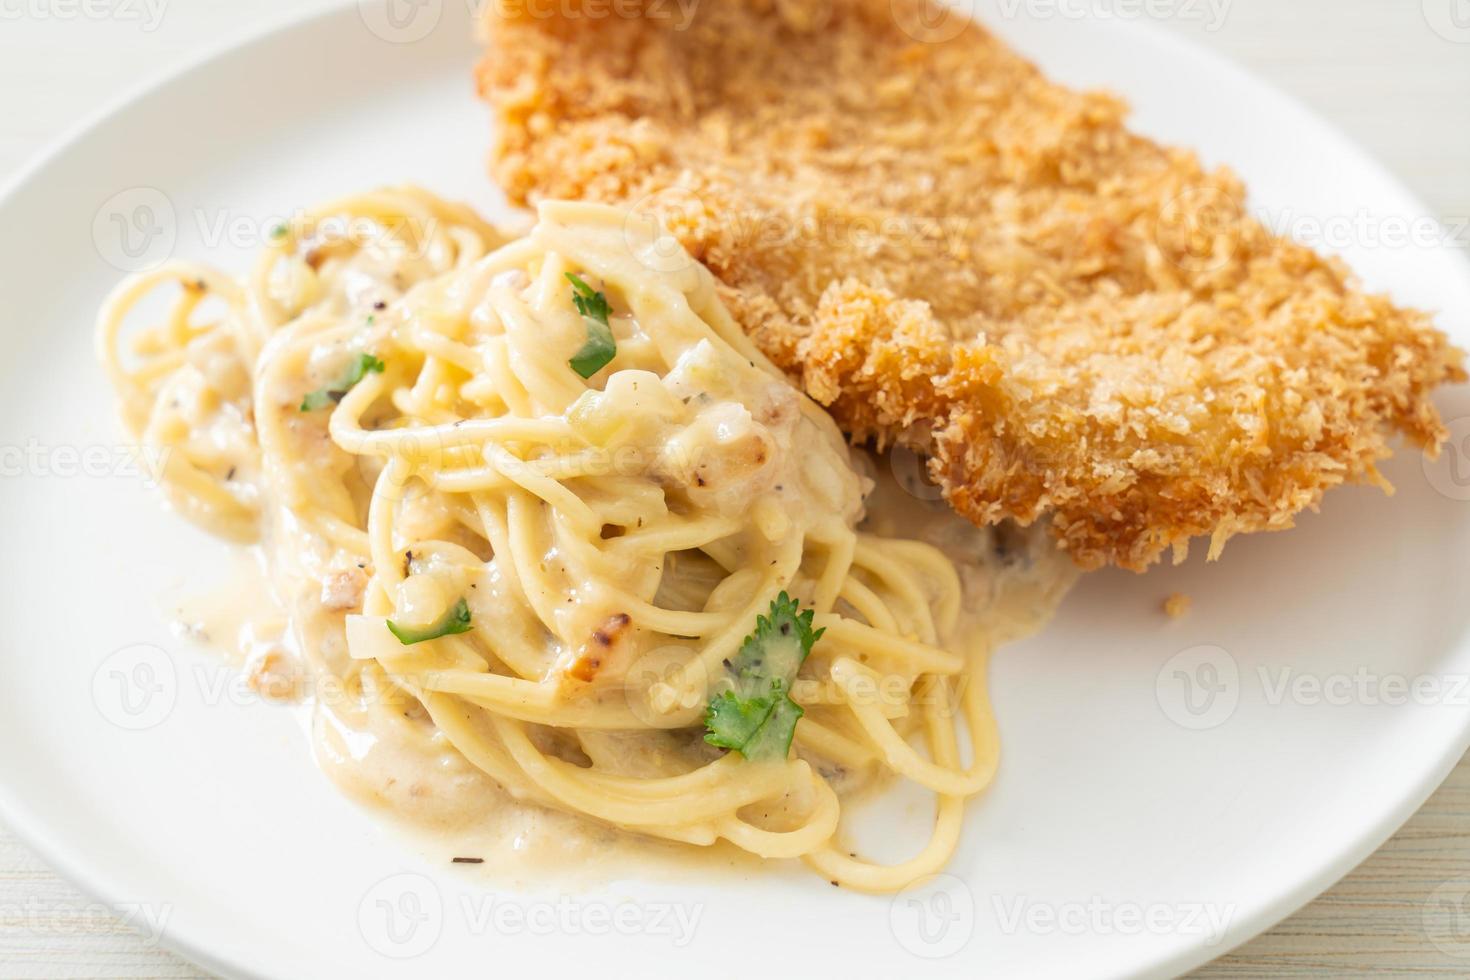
477;0;1464;571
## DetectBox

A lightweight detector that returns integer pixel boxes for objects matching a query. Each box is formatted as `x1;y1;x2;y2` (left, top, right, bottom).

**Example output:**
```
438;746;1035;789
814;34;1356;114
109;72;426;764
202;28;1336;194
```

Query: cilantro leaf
565;272;616;378
299;352;385;412
738;688;805;761
703;592;824;761
386;597;473;645
342;352;386;385
704;690;776;751
298;389;337;412
567;271;611;322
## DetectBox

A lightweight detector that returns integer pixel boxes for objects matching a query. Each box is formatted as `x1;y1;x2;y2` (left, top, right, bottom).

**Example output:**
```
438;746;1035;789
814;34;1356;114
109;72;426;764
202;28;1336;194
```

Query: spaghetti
98;188;1073;893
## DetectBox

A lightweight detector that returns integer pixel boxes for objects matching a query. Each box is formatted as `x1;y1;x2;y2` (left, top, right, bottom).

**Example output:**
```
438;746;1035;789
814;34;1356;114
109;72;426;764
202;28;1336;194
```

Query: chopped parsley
565;272;616;378
299;352;385;411
386;598;473;645
704;592;824;761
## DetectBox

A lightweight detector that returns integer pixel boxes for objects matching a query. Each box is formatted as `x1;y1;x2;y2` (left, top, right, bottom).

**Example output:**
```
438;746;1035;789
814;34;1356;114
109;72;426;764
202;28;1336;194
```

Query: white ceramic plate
2;3;1468;977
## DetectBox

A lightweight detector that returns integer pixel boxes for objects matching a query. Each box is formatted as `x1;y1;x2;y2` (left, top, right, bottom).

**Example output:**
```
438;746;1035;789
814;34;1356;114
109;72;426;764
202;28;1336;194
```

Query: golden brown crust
477;0;1465;571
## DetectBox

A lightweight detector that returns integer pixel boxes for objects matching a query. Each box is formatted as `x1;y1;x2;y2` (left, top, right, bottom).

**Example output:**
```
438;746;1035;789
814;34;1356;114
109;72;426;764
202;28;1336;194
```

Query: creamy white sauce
170;457;1075;882
130;194;1080;883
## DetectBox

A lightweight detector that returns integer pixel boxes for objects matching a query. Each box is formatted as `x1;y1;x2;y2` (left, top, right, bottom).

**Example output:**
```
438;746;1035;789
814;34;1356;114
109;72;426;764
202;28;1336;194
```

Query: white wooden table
2;1;1467;976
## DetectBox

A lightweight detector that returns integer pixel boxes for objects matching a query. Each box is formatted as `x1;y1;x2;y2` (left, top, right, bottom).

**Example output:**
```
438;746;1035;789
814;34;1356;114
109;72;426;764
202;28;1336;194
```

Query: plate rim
1038;18;1470;979
0;11;382;980
0;3;1467;978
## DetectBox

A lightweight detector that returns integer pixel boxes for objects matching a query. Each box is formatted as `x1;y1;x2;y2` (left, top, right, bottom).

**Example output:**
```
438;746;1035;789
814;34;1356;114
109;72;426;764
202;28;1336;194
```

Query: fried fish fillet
477;0;1464;571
